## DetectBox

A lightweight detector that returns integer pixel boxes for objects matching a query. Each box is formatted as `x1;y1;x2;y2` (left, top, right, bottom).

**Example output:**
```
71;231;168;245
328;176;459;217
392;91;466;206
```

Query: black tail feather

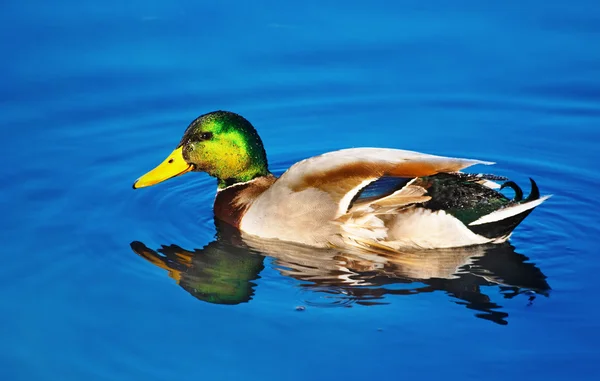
469;178;543;239
526;178;540;202
500;181;524;202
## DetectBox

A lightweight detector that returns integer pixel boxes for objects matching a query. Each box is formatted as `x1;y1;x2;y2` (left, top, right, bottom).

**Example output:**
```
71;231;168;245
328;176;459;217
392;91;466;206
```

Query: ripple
298;286;358;308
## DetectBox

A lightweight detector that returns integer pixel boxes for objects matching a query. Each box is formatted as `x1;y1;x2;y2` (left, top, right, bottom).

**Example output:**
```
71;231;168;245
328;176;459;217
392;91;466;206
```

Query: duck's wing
240;148;492;246
279;148;493;215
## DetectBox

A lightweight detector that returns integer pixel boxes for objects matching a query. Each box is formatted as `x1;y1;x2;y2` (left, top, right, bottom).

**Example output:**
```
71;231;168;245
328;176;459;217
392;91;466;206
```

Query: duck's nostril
168;159;174;163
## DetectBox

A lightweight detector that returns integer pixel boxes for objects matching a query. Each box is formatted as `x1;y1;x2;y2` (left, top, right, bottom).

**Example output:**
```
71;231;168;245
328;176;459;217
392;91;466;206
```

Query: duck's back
239;148;540;248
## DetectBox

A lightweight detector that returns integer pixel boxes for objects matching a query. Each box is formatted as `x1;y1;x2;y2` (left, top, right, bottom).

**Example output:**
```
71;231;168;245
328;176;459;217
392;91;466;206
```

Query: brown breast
213;175;277;228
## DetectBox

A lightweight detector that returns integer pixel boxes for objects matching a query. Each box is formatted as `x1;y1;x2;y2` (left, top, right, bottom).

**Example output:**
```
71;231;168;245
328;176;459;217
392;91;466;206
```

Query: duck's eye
199;132;213;141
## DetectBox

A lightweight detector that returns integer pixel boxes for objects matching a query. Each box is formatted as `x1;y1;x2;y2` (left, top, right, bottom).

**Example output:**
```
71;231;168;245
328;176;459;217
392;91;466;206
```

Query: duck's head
133;111;269;189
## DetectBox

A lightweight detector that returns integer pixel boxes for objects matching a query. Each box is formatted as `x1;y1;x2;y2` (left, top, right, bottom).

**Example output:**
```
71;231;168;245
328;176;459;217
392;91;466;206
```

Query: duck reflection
130;224;550;325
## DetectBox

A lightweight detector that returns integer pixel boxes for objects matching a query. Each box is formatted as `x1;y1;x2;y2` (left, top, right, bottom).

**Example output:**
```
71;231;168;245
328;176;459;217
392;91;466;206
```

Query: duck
132;110;550;250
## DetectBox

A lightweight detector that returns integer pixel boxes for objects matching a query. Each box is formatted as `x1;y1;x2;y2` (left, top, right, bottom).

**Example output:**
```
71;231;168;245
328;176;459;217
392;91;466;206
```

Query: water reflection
130;224;550;325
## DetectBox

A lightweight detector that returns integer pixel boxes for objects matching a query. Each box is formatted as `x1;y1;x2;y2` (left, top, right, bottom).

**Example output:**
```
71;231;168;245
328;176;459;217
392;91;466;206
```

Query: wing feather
279;148;492;214
241;148;492;246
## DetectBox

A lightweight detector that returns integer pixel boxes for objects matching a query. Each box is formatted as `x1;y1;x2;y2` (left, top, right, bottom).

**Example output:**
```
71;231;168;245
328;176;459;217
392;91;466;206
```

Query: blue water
2;1;599;380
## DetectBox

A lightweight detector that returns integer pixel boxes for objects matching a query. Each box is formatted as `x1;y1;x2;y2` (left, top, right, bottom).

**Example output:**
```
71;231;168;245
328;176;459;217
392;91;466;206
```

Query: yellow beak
132;147;194;189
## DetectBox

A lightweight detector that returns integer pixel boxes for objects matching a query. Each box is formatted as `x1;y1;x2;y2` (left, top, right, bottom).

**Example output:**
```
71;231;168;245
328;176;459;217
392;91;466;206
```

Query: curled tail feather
468;179;550;238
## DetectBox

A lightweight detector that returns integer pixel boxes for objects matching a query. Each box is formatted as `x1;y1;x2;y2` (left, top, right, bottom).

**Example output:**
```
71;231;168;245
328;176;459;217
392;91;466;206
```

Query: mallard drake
133;111;550;250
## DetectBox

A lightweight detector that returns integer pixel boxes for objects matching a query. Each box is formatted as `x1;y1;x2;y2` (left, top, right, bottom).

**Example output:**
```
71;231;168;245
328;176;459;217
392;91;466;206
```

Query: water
1;0;599;380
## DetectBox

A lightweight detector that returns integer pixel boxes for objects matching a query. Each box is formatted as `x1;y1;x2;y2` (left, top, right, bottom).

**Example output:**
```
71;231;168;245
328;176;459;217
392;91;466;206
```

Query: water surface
1;1;599;380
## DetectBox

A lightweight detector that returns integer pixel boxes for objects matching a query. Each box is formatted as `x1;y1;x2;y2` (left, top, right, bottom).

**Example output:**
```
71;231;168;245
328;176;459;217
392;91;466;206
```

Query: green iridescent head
133;111;270;189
